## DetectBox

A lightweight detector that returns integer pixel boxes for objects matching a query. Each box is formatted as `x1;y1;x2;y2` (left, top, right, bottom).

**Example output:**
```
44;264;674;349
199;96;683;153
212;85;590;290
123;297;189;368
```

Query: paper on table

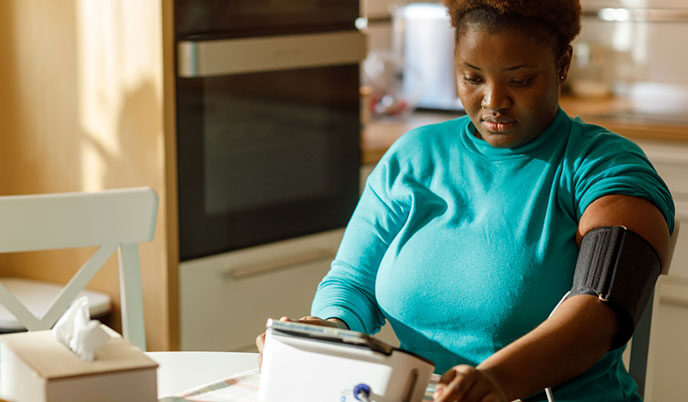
158;370;440;402
159;369;260;402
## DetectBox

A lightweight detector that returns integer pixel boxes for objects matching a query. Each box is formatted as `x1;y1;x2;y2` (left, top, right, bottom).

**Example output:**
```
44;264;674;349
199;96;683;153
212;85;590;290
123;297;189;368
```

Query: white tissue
51;296;110;361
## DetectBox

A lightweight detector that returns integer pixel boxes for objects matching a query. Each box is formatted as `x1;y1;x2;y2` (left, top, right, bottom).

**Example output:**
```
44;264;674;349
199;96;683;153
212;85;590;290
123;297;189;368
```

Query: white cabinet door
362;0;396;19
646;201;688;402
635;139;688;402
179;229;343;351
648;275;688;402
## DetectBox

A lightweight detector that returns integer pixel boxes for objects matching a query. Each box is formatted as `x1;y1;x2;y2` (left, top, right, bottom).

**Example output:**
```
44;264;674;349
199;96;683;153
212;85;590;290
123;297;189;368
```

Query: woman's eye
511;78;532;86
463;76;482;84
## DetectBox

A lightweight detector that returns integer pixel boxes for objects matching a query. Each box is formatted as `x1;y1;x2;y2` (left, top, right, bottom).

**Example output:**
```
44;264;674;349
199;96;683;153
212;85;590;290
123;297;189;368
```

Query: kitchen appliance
174;0;366;351
259;319;435;402
391;2;462;111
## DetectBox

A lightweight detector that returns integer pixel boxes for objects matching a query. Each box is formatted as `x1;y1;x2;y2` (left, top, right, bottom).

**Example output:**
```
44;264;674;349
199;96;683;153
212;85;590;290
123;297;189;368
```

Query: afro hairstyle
443;0;582;56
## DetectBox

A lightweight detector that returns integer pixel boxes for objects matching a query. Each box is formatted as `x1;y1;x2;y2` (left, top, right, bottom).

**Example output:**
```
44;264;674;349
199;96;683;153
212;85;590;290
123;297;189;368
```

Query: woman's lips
482;119;517;133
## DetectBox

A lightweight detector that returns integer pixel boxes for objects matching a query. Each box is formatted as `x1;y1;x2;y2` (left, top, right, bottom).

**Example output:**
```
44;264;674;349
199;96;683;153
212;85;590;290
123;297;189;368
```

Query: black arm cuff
567;226;661;349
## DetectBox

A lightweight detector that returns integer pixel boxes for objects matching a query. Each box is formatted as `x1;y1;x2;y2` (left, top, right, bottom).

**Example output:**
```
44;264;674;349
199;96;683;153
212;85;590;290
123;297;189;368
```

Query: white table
146;352;259;398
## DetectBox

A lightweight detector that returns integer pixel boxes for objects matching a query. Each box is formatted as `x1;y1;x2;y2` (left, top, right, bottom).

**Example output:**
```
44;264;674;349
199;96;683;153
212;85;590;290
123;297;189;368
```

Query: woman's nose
481;84;512;111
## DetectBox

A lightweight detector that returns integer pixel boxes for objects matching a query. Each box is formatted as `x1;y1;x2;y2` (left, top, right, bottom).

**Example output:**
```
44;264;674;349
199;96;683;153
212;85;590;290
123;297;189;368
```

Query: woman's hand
433;365;507;402
255;315;346;368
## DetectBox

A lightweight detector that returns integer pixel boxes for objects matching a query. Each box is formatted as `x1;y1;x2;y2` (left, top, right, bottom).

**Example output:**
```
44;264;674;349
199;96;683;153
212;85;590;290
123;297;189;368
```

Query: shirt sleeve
311;137;414;334
572;130;675;234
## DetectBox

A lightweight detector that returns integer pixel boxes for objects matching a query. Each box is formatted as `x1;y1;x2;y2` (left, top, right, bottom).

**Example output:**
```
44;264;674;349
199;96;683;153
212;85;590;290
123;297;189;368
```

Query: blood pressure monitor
258;319;435;402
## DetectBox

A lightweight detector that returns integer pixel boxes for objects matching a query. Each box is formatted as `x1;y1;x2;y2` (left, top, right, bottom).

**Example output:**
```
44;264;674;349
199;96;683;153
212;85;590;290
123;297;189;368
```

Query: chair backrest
664;218;681;275
0;187;158;350
629;217;681;398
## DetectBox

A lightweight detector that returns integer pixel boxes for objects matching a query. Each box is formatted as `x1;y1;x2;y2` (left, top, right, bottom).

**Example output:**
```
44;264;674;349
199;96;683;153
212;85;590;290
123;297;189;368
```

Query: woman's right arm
255;152;411;358
310;170;410;333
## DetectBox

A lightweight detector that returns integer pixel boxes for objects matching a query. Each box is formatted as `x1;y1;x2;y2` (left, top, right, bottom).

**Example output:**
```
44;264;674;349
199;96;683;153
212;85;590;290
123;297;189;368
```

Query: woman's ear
558;45;574;82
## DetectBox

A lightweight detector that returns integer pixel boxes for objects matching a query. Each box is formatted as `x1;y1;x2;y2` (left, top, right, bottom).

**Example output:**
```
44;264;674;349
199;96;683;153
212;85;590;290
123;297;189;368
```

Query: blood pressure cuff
567;226;661;349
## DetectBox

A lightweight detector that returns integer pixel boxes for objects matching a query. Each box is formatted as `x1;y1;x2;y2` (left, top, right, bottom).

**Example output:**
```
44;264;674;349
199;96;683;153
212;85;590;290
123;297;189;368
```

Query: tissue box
0;329;158;402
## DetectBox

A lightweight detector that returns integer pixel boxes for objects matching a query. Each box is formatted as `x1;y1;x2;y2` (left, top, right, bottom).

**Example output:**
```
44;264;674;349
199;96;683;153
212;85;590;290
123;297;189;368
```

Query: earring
560;74;566;81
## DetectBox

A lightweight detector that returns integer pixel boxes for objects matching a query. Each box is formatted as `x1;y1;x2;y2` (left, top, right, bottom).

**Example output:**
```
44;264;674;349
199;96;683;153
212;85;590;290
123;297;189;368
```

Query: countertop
361;95;688;165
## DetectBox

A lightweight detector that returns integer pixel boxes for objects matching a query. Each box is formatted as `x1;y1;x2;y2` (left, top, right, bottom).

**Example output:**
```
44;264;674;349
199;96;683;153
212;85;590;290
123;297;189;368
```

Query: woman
257;1;674;401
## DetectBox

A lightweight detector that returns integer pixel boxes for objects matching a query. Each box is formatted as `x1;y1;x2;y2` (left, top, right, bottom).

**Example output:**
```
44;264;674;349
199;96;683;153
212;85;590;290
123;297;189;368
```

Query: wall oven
174;1;365;350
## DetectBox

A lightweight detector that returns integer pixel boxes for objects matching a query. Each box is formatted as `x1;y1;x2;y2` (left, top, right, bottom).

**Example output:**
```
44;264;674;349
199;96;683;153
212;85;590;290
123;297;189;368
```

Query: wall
364;1;688;88
361;0;395;54
0;0;177;351
578;0;688;89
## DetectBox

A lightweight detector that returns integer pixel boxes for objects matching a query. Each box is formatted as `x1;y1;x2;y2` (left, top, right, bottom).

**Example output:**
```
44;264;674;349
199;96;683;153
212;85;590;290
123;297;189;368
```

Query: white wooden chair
628;217;681;398
0;187;158;350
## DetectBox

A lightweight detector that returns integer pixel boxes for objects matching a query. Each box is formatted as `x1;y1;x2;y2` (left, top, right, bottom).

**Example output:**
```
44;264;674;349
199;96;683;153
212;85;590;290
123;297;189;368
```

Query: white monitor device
259;319;435;402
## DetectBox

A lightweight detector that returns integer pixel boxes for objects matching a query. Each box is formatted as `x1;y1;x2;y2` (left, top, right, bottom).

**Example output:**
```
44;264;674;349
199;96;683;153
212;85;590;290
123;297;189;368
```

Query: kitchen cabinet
179;229;344;351
632;139;688;402
360;0;394;55
648;275;688;402
362;0;396;19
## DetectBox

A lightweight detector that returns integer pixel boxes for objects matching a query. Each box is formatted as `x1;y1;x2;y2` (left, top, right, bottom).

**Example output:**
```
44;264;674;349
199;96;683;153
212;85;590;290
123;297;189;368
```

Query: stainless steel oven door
176;31;366;261
174;0;359;39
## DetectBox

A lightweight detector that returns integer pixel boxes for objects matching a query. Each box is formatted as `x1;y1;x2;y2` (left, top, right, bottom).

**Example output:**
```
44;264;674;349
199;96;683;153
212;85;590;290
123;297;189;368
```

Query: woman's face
455;23;571;148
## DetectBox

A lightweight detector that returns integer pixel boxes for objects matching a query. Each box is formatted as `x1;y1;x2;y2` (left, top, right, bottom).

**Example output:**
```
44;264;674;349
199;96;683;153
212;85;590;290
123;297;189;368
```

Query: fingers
433;366;506;402
295;316;340;328
296;316;326;324
434;370;456;398
439;368;457;384
434;365;475;401
255;332;265;352
257;316;289;369
462;375;500;402
255;332;265;370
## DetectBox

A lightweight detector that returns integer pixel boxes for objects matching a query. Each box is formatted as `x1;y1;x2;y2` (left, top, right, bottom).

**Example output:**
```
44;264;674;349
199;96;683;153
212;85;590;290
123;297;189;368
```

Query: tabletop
146;351;259;398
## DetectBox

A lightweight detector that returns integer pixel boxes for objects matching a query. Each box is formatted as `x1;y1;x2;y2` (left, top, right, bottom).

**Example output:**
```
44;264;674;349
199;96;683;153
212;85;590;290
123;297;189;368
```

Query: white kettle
391;2;463;111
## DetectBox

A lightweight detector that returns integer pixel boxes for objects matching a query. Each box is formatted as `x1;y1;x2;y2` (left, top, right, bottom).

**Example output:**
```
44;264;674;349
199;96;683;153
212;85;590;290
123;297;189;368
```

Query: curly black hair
442;0;582;57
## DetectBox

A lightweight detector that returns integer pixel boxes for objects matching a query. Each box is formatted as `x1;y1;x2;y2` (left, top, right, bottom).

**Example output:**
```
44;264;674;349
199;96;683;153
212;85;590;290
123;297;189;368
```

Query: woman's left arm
434;194;671;402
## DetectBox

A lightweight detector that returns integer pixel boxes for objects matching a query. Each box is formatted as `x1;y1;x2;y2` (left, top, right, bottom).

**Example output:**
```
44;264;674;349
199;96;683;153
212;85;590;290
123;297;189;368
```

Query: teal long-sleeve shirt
311;108;674;401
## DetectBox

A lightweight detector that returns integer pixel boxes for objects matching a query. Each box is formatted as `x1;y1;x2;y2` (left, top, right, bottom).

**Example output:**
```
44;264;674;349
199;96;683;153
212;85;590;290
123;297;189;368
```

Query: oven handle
222;248;336;280
178;30;367;78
